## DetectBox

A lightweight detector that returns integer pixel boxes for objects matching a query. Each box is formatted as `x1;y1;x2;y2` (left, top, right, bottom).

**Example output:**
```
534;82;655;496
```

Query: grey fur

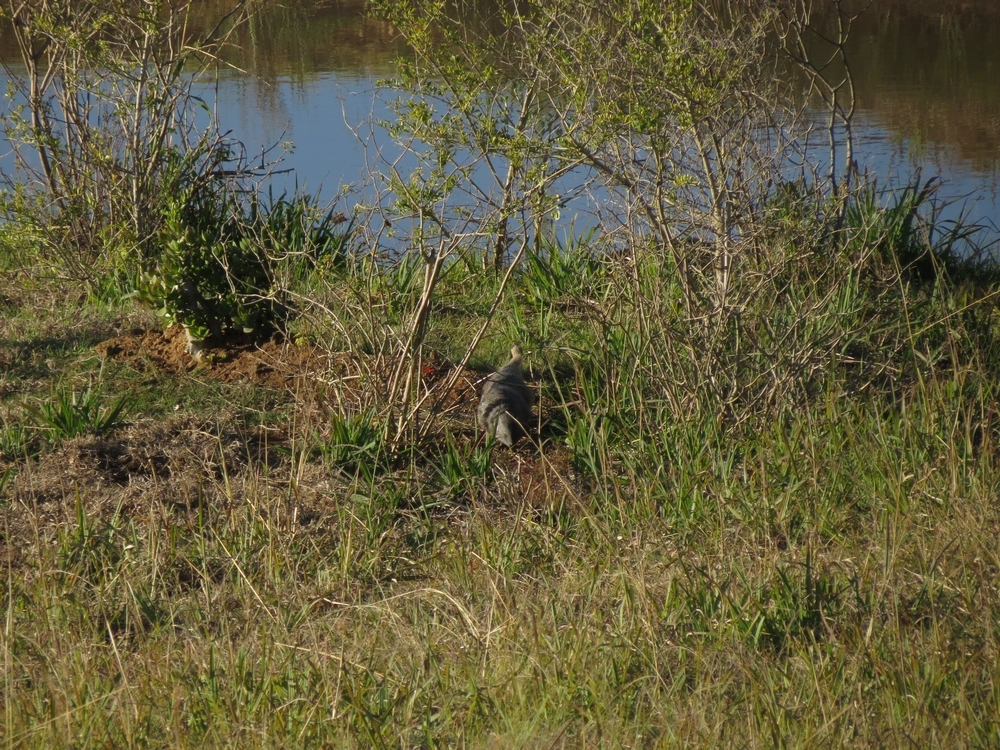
477;345;533;446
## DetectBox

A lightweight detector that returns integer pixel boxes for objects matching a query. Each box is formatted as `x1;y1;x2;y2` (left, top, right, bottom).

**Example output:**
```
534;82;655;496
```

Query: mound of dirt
95;325;359;394
93;326;486;420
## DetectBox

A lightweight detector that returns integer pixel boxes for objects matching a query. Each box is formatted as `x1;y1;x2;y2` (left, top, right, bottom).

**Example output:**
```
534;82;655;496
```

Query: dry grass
3;220;1000;748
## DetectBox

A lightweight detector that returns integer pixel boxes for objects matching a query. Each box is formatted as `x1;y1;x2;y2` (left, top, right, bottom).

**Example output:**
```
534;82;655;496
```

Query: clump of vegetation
315;408;390;479
0;417;33;461
133;185;352;347
27;384;130;441
134;189;283;346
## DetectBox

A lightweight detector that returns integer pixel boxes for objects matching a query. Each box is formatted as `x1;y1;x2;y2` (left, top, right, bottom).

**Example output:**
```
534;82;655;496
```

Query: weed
0;417;34;461
522;230;603;307
316;409;390;479
431;432;492;498
28;384;130;441
845;175;993;283
261;192;354;280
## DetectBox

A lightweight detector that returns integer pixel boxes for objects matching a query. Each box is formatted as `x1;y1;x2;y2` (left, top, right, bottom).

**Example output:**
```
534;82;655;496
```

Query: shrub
0;0;253;284
134;186;352;347
134;187;285;346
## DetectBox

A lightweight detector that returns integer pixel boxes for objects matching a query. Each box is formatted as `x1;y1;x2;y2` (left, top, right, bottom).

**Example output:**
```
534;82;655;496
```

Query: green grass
3;181;1000;747
5;383;1000;746
27;385;131;440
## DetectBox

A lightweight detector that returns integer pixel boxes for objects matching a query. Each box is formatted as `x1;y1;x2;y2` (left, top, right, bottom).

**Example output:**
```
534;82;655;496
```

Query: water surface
225;0;1000;229
2;0;998;229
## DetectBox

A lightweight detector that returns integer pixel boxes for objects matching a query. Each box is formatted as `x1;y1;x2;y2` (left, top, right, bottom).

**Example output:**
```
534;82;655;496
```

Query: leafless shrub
0;0;252;281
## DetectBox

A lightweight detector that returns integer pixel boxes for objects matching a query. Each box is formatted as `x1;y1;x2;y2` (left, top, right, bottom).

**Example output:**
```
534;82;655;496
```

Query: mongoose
477;345;533;446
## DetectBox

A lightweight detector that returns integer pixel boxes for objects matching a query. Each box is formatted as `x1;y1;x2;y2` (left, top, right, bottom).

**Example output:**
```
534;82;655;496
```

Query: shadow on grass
0;329;120;387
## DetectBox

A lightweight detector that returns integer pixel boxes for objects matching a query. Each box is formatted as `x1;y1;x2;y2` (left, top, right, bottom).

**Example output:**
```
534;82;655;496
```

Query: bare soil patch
1;415;333;567
94;325;360;393
90;326;571;460
93;326;486;416
0;328;571;571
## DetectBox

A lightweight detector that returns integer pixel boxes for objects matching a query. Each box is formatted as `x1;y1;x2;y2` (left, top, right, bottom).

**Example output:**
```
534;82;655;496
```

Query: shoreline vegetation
3;0;1000;746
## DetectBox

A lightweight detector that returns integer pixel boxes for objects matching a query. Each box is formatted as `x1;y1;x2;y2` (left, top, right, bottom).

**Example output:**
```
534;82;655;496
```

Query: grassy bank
3;181;1000;747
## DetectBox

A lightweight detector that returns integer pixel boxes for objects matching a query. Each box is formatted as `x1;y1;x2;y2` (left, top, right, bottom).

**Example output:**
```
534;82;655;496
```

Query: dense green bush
134;187;351;347
135;189;282;345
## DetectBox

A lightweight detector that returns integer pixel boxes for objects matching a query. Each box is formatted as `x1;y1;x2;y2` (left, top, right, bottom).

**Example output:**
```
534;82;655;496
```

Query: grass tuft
27;384;131;441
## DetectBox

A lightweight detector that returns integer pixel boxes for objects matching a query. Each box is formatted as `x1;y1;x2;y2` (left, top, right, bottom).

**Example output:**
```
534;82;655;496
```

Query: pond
843;0;1000;229
3;0;1000;232
221;0;1000;231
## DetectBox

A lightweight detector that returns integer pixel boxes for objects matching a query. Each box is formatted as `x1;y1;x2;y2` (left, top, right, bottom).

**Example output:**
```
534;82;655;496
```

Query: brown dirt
0;327;574;569
94;325;362;394
92;325;485;415
0;415;337;569
10;416;280;508
88;326;574;451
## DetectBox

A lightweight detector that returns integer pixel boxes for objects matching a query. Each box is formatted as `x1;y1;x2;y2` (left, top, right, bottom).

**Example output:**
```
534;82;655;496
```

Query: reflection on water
847;0;1000;173
245;0;1000;227
226;0;405;79
175;1;405;195
0;0;997;226
855;0;1000;228
202;1;406;197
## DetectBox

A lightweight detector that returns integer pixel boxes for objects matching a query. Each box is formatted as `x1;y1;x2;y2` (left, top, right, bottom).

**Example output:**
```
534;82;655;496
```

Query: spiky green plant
28;385;130;441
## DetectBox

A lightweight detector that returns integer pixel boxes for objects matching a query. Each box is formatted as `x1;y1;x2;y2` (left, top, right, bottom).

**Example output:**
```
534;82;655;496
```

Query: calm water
844;0;1000;228
222;0;1000;229
4;0;1000;229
